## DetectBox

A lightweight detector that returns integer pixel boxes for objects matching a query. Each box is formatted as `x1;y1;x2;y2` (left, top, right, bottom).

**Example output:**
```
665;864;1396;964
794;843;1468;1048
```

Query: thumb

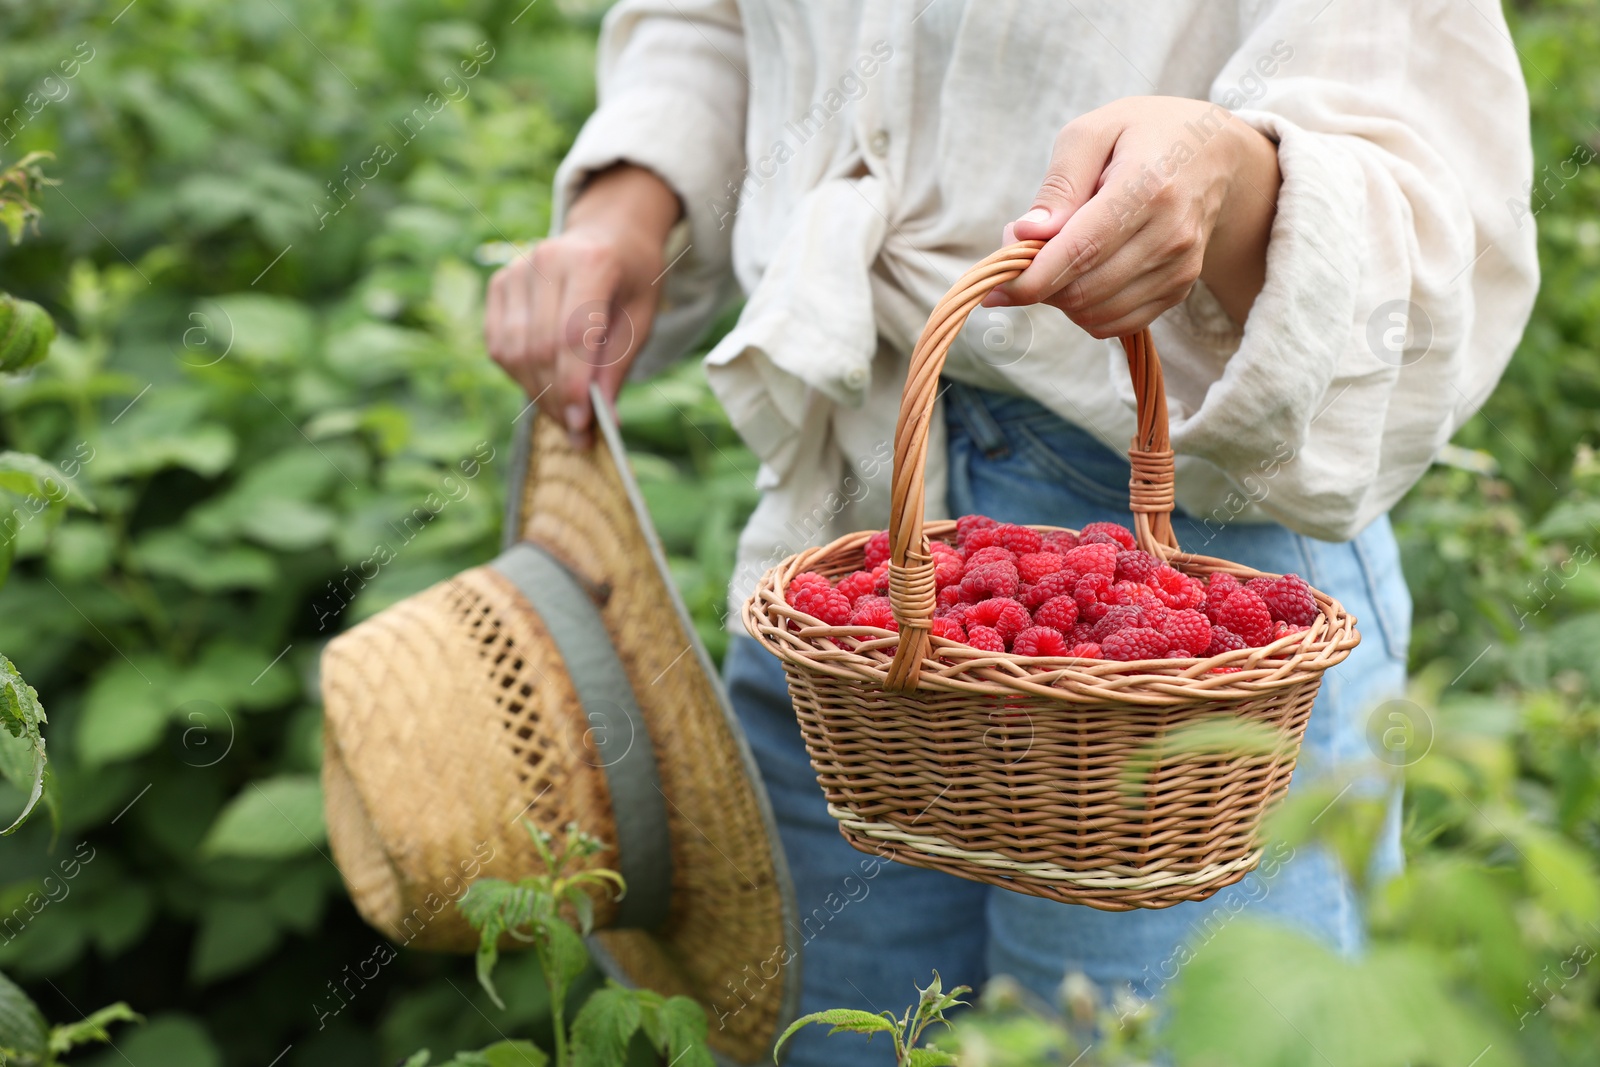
1011;115;1123;242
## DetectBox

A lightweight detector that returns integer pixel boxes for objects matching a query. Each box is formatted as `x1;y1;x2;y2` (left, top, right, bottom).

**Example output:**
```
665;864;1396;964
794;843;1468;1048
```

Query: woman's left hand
987;95;1281;335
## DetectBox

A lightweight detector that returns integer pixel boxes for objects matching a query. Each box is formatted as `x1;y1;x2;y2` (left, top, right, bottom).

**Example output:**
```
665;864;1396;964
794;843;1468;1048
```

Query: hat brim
502;385;801;1066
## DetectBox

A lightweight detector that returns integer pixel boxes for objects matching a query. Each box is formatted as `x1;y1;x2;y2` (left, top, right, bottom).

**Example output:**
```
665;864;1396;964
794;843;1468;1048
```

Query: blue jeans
727;383;1410;1067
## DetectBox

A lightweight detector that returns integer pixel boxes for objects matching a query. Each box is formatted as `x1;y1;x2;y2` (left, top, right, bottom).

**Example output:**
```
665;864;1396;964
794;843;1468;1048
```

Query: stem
539;937;568;1067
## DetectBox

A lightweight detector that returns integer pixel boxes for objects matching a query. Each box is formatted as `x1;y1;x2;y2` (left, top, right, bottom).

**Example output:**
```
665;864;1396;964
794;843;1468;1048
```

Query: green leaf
478;1040;547;1067
48;1001;141;1055
774;1009;897;1061
0;655;47;834
99;1014;221;1067
656;996;713;1067
0;452;90;511
130;529;277;592
0;970;48;1062
201;776;326;859
190;899;281;984
569;984;642;1067
906;1049;959;1067
541;914;591;997
76;658;174;768
0;296;56;373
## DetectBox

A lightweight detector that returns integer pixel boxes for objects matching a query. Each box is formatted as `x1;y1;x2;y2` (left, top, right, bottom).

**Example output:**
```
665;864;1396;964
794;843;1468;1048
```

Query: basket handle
884;240;1179;691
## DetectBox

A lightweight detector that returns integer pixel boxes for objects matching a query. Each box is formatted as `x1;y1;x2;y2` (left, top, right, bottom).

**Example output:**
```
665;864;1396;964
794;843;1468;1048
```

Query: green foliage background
0;0;1594;1065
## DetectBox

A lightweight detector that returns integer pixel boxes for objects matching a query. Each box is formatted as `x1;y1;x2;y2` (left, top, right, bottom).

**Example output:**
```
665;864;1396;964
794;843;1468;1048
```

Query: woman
485;3;1537;1064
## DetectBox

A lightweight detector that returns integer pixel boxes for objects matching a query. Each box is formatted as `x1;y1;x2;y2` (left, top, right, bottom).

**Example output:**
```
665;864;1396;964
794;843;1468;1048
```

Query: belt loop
944;381;1011;460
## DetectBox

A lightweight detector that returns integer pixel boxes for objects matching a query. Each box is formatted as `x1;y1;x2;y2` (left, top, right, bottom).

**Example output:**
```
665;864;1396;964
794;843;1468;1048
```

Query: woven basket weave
744;240;1360;910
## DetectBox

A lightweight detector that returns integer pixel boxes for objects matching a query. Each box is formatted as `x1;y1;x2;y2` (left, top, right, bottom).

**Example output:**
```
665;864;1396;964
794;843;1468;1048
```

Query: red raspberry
849;595;899;631
936;586;965;612
1012;626;1069;657
956;514;998;546
1062;542;1117;581
835;570;877;606
787;581;853;625
965;545;1018;570
863;530;892;570
1079;522;1136;550
1023;570;1076;610
1032;595;1079;632
1202;572;1242;615
1102;626;1170;661
965;625;1005;653
930;615;967;642
961;561;1021;602
1043;530;1081;553
1114;550;1161;585
1151;566;1204;610
1092;604;1145;641
1161;609;1213;656
1073;573;1114;623
966;598;1032;643
1259;574;1318;626
870;561;891;595
993;523;1043;555
1066;641;1103;659
789;571;830;593
1110;580;1163;610
1017;552;1067;585
1212;588;1274;646
961;526;1001;555
932;551;965;589
1066;622;1098;647
1203;627;1247;657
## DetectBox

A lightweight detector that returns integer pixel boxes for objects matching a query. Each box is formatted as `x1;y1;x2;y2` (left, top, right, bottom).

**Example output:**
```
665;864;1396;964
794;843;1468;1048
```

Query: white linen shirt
550;0;1538;625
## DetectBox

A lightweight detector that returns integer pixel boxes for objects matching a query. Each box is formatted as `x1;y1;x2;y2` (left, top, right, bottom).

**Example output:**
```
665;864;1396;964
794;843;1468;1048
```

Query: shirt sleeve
1147;0;1539;542
550;0;748;376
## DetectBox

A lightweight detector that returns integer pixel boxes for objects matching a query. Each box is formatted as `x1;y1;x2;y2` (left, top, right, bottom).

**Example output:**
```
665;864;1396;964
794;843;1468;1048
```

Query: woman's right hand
485;163;682;448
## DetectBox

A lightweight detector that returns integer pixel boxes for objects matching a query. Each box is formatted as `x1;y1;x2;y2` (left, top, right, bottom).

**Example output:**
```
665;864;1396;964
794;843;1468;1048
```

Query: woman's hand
987;96;1281;335
486;164;682;448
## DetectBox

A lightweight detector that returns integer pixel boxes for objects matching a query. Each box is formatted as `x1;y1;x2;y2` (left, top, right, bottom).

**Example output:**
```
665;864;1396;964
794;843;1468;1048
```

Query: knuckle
1035;170;1078;206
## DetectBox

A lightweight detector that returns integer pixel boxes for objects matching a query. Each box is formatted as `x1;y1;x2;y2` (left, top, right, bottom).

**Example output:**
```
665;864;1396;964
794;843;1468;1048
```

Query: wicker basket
743;240;1360;910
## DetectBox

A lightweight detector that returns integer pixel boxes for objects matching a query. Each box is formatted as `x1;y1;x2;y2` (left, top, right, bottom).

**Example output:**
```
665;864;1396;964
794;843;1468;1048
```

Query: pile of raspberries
784;516;1317;662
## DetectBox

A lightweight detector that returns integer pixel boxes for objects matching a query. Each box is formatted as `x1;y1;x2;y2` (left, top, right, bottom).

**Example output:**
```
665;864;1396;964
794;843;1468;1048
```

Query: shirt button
844;366;869;391
867;128;890;156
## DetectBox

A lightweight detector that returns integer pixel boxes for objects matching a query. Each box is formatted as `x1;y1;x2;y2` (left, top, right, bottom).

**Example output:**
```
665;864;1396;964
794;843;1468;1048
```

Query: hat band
491;542;674;930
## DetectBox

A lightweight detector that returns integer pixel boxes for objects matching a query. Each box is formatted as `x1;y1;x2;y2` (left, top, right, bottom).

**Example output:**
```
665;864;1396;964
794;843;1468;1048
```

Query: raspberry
1023;570;1077;610
1151;566;1204;610
936;586;965;612
849;595;899;631
1032;595;1079;632
1093;604;1146;641
1161;609;1213;656
835;570;877;606
961;526;1002;555
993;523;1043;555
1066;642;1102;659
1073;573;1114;623
1017;552;1067;585
965;625;1005;653
1203;572;1242;610
789;571;830;593
965;546;1018;570
966;598;1032;643
1203;627;1247;657
870;561;891;595
1212;588;1274;646
930;615;966;642
1110;580;1163;610
1043;530;1081;553
1066;622;1098;647
1115;550;1162;585
961;561;1021;602
863;530;892;570
1062;542;1117;581
932;551;965;589
1259;574;1318;626
1012;626;1069;657
956;514;998;546
1079;522;1136;550
788;581;853;625
1102;626;1170;661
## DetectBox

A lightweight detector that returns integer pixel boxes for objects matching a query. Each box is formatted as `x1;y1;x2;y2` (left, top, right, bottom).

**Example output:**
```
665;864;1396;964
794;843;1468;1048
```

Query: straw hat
320;386;800;1066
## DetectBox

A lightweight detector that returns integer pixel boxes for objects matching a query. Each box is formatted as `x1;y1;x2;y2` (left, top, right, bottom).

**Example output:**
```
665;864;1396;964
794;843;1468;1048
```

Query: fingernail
1017;207;1051;225
565;404;586;432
